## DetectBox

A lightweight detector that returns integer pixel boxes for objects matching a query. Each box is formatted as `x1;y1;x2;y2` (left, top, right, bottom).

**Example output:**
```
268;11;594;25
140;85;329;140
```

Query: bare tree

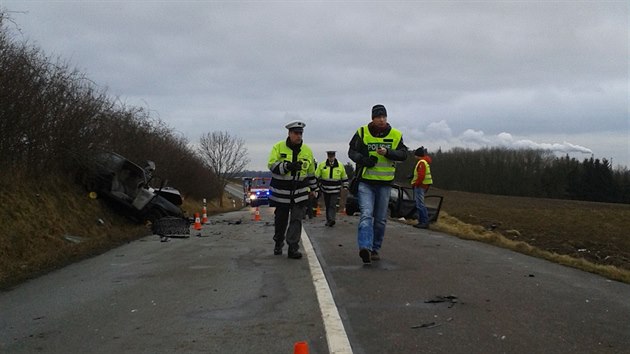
198;131;250;206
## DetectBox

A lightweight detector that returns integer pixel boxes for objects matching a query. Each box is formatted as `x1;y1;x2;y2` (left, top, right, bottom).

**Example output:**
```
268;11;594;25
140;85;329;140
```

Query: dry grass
413;188;630;284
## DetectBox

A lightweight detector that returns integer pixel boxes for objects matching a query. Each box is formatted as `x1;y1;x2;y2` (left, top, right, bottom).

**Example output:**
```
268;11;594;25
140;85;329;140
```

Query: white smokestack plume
409;121;593;156
496;132;592;154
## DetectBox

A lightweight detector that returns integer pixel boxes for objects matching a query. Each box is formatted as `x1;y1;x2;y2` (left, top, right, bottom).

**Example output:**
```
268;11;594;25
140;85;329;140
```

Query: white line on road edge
301;227;354;354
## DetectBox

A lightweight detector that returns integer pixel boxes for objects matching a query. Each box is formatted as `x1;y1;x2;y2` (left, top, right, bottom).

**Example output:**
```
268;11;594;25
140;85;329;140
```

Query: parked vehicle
245;177;271;207
344;182;443;222
76;151;188;229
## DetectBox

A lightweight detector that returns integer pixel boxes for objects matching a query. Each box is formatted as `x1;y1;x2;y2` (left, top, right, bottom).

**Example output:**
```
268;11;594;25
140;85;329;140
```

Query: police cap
285;120;306;132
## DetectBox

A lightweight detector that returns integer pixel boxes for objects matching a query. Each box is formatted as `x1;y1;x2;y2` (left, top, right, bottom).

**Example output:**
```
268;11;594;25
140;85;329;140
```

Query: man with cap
348;104;408;264
315;150;349;227
267;120;318;259
411;146;433;229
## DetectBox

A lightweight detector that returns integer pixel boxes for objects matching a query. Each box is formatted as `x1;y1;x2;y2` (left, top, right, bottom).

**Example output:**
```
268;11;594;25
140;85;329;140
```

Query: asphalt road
2;205;629;353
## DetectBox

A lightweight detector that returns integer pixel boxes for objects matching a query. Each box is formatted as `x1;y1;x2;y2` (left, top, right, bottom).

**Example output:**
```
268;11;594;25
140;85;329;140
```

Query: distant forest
396;147;630;204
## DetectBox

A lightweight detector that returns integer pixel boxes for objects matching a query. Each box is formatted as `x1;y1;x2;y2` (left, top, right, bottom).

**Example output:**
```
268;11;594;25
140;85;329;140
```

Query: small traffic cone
201;206;208;224
193;212;202;230
315;206;321;216
254;206;261;221
293;341;308;354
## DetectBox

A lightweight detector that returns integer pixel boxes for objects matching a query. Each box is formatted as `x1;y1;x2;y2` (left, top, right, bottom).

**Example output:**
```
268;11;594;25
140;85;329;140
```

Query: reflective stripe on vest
317;162;348;194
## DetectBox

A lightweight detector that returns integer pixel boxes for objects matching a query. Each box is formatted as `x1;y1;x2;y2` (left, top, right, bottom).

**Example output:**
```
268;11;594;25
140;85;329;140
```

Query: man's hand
362;155;378;167
284;161;303;172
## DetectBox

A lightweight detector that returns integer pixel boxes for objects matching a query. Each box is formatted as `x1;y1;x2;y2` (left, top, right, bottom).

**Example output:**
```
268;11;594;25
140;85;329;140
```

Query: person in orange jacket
411;146;433;229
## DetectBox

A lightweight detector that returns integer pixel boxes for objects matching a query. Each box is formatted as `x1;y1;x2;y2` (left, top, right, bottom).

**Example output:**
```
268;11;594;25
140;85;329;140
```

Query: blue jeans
357;181;391;251
414;186;429;224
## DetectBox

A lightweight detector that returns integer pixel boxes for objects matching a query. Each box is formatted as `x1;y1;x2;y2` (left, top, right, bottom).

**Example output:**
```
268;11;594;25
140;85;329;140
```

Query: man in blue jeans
348;104;408;264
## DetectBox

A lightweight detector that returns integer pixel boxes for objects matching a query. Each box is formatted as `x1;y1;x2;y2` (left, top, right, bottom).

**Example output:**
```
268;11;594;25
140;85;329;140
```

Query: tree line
388;147;629;204
0;13;232;201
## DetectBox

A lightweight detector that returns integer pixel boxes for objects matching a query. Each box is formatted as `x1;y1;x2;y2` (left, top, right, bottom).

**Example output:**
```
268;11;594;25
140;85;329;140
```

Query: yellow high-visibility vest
360;125;402;182
267;140;317;204
412;159;433;185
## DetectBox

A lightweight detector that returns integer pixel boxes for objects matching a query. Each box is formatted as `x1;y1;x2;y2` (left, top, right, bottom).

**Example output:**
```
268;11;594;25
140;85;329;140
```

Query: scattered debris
411;322;442;329
152;216;190;238
425;295;458;308
63;235;85;244
97;218;105;225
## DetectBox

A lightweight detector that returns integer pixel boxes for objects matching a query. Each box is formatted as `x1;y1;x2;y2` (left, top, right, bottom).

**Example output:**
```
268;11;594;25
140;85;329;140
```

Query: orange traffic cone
201;206;208;224
193;212;202;230
293;341;308;354
254;206;261;221
315;206;321;216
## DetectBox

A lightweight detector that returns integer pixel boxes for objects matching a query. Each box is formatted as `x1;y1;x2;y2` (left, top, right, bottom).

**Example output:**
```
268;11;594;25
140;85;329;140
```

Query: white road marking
301;227;354;354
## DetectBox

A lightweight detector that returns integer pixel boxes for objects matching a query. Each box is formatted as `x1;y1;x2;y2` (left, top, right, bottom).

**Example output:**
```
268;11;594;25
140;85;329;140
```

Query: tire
148;208;166;224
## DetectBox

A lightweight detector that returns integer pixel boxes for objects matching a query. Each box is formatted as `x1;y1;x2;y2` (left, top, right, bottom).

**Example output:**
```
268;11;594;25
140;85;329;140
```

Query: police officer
315;151;348;227
268;120;318;259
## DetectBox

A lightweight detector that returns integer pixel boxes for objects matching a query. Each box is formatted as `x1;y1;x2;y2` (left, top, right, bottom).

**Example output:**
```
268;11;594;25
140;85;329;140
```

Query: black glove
362;155;378;167
284;161;303;172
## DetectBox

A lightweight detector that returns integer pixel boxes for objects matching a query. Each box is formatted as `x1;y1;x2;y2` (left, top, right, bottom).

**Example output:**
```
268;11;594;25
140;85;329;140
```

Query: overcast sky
3;1;628;170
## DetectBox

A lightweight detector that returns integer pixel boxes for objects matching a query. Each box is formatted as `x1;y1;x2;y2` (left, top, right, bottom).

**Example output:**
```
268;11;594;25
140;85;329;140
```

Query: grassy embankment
0;175;239;289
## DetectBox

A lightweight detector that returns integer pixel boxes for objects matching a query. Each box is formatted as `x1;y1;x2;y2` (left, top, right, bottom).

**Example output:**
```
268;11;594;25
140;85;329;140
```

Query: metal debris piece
425;295;459;308
63;235;84;244
411;322;442;329
152;216;190;238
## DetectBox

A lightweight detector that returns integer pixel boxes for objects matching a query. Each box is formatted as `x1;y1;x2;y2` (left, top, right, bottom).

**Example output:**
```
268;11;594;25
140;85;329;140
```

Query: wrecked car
76;151;189;236
344;182;443;222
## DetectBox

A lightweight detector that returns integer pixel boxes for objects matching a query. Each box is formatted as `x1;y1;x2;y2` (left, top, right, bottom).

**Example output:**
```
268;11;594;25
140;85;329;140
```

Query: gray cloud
3;1;627;170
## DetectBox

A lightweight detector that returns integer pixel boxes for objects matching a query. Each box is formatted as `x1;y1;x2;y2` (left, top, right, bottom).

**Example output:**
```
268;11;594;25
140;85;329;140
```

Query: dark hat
372;104;387;118
415;146;425;156
326;150;336;156
285;120;305;132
